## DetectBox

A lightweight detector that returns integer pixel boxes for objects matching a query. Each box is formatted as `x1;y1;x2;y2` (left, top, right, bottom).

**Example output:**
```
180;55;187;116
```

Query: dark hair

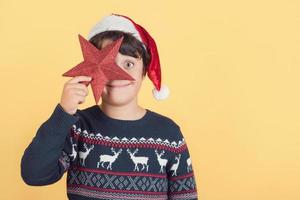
89;30;151;76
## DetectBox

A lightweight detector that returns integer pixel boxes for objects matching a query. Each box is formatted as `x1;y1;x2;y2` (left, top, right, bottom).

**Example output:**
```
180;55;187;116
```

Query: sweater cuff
45;103;80;134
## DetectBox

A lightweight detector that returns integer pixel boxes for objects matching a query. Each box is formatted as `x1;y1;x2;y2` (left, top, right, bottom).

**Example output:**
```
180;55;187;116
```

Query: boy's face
100;39;145;106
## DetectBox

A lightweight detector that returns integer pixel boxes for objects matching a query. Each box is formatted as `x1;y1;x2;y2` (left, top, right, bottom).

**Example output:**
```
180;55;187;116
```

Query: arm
20;103;80;186
167;125;198;200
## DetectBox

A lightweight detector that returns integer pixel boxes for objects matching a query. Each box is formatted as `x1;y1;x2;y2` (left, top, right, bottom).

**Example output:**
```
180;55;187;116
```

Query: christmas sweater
21;103;198;200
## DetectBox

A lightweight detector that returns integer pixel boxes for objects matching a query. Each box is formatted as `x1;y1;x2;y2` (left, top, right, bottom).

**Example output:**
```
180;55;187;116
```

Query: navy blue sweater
21;103;198;200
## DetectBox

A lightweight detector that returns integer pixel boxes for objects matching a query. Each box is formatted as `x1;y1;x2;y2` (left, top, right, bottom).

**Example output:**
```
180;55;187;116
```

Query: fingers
71;88;87;105
60;76;92;114
69;83;89;95
65;76;90;95
77;95;86;104
68;76;92;84
73;88;88;97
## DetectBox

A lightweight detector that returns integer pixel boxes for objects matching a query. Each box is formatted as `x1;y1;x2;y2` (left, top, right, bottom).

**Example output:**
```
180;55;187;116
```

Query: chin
101;85;137;106
102;95;134;106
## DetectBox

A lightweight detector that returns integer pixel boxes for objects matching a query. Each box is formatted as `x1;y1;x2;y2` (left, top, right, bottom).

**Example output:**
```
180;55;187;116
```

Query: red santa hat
86;13;169;100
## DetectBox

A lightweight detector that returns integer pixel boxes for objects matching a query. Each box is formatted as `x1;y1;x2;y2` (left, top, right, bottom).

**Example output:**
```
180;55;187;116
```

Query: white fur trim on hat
87;15;143;43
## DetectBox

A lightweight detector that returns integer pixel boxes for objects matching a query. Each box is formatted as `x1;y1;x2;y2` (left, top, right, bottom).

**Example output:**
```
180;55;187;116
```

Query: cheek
131;71;144;88
129;66;144;81
130;79;144;94
132;78;143;91
126;79;142;95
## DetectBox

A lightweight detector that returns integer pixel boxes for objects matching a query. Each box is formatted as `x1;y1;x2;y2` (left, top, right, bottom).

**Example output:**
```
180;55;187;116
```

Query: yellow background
1;0;299;199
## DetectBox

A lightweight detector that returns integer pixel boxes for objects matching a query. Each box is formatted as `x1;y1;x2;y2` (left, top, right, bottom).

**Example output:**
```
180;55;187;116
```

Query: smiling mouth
106;82;132;88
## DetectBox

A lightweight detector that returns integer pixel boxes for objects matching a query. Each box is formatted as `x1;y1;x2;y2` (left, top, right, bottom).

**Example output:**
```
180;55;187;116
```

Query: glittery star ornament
62;34;135;104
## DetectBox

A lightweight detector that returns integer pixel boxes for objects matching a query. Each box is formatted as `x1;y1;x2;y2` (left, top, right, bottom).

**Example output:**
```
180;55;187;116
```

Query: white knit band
87;15;144;44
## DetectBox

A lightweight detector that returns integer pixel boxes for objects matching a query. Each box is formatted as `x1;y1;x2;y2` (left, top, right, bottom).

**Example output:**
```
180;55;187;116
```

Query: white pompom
152;84;170;100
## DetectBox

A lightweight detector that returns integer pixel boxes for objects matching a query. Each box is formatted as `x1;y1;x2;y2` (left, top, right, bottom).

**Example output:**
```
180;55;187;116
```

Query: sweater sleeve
167;125;198;200
20;103;80;186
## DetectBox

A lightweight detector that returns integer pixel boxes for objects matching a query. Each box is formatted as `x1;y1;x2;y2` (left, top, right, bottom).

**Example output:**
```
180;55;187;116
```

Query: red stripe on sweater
70;165;167;178
67;184;167;195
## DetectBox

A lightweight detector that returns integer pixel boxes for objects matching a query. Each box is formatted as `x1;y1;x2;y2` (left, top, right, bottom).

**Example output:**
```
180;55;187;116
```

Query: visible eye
124;61;134;69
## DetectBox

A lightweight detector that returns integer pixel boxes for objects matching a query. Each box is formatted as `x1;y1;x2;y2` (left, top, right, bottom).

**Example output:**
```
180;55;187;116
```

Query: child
21;13;198;200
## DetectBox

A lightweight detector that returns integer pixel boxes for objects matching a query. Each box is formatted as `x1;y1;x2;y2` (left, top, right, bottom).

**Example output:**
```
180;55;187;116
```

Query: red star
62;34;135;104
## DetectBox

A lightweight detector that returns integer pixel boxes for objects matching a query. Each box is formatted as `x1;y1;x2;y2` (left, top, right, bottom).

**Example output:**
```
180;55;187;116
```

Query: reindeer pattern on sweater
22;103;198;200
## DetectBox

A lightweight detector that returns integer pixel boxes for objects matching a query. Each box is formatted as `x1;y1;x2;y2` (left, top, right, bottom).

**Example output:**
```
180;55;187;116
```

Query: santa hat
86;13;169;100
